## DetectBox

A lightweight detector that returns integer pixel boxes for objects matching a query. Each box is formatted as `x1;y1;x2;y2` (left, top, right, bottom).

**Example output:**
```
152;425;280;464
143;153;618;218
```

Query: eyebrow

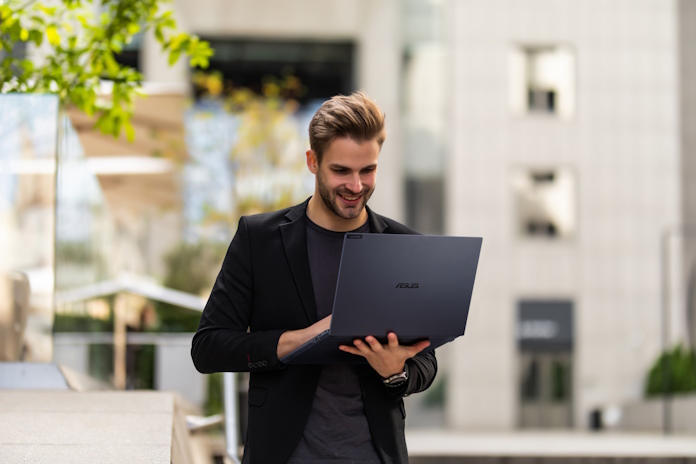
328;164;378;171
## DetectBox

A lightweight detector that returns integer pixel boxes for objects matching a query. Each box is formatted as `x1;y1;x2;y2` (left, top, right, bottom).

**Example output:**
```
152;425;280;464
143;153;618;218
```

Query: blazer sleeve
191;217;285;373
393;350;437;397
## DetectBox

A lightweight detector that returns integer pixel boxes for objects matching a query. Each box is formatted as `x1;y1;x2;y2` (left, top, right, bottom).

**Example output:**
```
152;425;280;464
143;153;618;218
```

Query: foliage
193;70;312;218
205;372;223;416
0;0;212;140
193;70;307;166
131;344;155;389
53;311;113;332
162;240;227;294
645;344;696;396
422;374;446;408
153;240;227;332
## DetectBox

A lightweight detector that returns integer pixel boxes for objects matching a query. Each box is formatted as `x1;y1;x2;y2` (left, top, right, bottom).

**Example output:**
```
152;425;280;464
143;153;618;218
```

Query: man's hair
308;91;386;163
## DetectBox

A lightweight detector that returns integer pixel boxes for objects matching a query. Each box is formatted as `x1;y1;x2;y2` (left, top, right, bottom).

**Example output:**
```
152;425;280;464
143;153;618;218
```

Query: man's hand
277;315;332;360
339;332;430;379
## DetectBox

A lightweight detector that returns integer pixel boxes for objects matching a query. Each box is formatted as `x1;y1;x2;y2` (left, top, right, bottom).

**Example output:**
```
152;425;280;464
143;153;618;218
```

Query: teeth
342;195;359;201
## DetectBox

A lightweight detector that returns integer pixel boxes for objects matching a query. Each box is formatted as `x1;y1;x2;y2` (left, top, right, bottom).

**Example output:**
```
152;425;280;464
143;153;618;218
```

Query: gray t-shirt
286;218;380;464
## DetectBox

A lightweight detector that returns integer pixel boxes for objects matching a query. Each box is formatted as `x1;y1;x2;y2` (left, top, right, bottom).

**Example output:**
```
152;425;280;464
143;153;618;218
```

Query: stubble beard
316;169;374;221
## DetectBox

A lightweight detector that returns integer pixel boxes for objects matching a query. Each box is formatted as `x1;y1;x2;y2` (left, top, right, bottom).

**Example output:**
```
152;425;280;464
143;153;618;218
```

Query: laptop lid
281;233;482;364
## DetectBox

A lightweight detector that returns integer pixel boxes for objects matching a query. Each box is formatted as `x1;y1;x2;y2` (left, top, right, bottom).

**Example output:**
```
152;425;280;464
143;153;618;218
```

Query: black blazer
192;199;437;464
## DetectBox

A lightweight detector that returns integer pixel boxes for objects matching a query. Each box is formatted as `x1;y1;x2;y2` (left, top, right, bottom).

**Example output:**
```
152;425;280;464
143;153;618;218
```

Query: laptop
280;233;482;364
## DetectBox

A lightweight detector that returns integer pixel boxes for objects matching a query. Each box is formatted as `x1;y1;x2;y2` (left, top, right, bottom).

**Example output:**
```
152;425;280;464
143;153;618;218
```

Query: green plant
162;241;227;295
53;311;113;332
422;374;446;408
0;0;212;140
205;372;223;416
152;240;227;332
131;344;155;389
645;344;696;396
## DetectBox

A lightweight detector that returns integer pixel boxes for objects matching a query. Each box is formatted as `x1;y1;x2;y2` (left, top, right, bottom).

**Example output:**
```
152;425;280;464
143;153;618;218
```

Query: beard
316;169;374;220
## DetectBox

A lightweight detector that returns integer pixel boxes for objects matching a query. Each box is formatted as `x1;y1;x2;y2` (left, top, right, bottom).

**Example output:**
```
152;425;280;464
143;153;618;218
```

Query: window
509;45;575;119
514;168;576;239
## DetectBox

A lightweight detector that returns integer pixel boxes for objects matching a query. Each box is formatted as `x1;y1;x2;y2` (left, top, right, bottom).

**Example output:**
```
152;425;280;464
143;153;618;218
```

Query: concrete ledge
618;395;696;433
406;430;696;461
410;458;696;464
0;391;192;464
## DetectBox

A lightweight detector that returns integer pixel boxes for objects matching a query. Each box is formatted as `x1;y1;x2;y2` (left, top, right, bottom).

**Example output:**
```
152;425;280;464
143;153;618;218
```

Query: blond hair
308;91;386;163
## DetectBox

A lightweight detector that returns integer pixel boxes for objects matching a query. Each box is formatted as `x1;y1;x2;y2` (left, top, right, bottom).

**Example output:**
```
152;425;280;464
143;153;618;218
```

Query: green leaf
20;59;33;73
168;49;181;66
124;120;135;142
39;6;58;16
20;28;29;41
154;25;164;43
104;53;119;76
169;32;187;50
127;23;140;35
30;30;43;47
46;26;60;46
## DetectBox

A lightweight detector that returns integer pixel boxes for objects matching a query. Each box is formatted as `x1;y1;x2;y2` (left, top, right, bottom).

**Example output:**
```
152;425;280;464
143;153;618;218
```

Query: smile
339;194;361;201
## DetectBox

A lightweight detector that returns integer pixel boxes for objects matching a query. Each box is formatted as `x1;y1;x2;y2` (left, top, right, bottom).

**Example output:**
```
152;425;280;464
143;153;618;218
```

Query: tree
0;0;212;140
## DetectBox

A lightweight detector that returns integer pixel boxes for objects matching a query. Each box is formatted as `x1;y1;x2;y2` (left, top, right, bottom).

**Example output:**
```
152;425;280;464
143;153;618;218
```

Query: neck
306;196;368;232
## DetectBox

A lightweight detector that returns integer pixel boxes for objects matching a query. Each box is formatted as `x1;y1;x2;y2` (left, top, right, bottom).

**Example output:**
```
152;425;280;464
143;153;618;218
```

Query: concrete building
445;0;696;430
15;0;694;433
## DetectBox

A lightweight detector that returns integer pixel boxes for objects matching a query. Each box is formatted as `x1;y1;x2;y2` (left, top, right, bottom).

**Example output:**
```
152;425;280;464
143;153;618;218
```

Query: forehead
322;137;380;167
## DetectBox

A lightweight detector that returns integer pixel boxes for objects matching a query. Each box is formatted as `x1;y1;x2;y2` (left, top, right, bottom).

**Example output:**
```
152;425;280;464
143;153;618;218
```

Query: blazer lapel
279;201;318;325
366;205;388;233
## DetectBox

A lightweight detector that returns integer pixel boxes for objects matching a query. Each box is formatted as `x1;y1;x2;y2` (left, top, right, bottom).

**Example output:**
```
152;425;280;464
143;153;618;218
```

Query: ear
306;150;318;174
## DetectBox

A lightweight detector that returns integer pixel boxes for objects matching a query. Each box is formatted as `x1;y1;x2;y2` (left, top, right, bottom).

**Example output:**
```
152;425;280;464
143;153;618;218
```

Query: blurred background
2;0;696;448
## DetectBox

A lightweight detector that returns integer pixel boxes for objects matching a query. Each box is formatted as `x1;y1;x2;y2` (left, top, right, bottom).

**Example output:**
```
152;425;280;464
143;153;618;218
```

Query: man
192;91;437;464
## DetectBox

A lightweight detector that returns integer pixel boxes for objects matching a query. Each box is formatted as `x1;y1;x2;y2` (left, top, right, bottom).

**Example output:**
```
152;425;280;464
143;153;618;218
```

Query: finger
407;340;431;355
352;338;373;355
364;336;383;352
387;332;399;349
339;345;365;357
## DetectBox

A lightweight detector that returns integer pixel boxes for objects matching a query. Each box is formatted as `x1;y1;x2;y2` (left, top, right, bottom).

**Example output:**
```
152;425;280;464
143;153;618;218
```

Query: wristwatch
382;370;408;386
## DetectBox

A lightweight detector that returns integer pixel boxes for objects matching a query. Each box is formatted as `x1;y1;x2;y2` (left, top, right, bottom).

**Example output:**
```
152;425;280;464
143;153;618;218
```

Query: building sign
518;300;573;350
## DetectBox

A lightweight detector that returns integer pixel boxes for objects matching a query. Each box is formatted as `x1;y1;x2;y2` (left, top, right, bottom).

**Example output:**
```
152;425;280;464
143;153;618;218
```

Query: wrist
382;368;408;387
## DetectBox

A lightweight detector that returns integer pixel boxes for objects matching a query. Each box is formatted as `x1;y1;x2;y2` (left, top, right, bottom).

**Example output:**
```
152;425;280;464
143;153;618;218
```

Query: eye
361;167;376;174
332;168;348;174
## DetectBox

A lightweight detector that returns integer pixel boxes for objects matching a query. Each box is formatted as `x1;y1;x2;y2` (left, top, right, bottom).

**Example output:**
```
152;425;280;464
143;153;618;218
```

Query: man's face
308;137;379;223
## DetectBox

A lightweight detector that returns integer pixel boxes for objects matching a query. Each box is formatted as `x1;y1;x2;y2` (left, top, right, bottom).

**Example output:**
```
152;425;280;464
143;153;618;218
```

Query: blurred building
5;0;696;436
445;0;696;430
132;0;694;431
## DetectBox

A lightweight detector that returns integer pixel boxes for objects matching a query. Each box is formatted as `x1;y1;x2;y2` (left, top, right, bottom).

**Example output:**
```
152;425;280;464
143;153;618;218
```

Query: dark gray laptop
280;233;482;364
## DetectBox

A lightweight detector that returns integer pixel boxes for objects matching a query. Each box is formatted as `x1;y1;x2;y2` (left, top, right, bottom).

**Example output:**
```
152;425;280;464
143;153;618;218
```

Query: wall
446;0;681;429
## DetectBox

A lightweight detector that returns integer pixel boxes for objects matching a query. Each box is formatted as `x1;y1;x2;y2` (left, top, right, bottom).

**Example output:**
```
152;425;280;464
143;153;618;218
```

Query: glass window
0;95;59;362
513;168;576;239
521;358;540;400
509;45;575;119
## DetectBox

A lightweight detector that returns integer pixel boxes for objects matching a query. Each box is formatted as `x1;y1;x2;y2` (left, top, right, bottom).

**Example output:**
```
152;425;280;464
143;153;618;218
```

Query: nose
346;173;362;193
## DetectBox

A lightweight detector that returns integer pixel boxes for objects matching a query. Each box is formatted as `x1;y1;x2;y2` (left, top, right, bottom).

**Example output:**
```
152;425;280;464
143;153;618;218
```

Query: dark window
551;360;569;401
113;32;143;72
196;38;355;104
521;359;539;400
528;89;556;113
405;177;444;235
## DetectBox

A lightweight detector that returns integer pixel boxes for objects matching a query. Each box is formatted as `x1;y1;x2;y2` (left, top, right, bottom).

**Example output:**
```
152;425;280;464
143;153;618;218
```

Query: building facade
41;0;696;431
